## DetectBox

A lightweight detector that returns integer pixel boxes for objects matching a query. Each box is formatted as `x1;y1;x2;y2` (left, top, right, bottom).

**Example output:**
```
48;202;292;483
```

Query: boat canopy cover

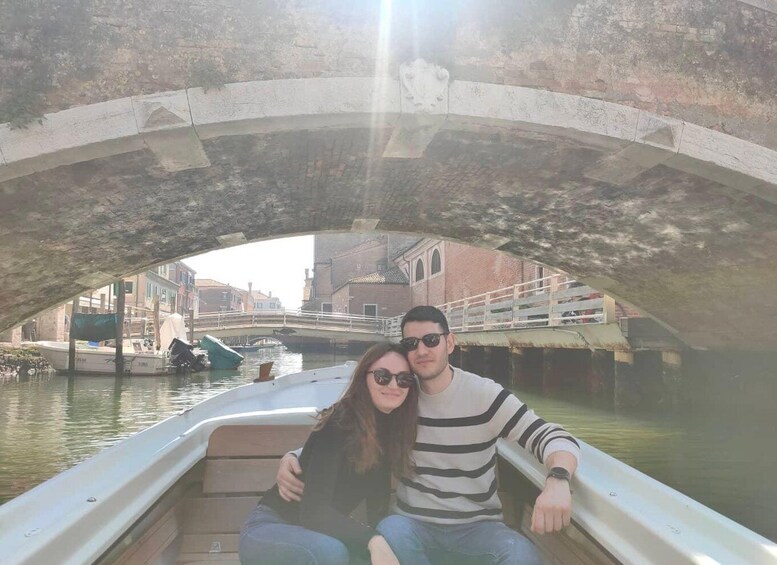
70;313;117;341
159;314;187;350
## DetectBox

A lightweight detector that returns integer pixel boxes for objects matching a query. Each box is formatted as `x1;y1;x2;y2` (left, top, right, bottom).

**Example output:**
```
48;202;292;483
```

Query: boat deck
102;423;616;565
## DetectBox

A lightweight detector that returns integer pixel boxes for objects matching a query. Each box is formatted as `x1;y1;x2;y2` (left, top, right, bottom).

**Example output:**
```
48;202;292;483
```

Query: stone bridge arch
2;0;777;350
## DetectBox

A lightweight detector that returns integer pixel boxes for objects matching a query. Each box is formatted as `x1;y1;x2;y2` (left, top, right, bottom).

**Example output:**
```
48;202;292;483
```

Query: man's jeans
377;514;543;565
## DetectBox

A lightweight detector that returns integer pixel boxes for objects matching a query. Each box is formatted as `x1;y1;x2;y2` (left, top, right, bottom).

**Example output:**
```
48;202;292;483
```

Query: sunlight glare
366;0;393;182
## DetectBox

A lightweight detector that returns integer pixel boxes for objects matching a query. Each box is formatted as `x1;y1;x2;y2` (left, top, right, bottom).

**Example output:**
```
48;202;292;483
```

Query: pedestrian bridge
2;1;777;350
192;277;637;351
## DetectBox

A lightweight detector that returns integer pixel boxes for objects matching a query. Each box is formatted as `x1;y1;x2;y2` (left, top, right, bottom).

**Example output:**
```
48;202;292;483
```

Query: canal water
1;348;775;543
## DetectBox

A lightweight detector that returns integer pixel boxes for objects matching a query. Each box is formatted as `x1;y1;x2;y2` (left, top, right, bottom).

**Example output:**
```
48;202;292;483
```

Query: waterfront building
167;261;198;315
244;283;283;312
196;279;245;313
393;238;567;308
331;266;410;317
303;233;419;313
123;269;180;315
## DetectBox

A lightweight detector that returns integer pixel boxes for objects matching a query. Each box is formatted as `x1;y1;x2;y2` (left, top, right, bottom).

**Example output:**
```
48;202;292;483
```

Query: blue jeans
377;514;543;565
239;504;351;565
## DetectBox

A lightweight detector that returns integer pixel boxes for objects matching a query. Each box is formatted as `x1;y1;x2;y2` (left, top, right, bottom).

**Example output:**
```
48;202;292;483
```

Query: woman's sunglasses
399;332;449;351
368;368;416;388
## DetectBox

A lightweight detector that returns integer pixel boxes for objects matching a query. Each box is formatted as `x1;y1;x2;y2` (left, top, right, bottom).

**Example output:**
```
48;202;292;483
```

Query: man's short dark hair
400;305;450;334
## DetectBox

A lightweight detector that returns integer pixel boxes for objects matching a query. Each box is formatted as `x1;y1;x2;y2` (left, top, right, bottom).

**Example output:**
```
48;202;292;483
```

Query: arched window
415;259;425;282
431;249;442;275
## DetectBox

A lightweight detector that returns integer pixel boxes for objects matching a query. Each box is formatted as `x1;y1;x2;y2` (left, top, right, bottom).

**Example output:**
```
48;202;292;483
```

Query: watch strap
547;466;571;482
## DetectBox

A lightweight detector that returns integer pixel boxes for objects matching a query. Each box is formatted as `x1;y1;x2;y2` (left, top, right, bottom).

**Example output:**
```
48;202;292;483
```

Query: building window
431;249;442;275
364;304;377;317
322;303;333;313
415;259;425;282
146;282;152;297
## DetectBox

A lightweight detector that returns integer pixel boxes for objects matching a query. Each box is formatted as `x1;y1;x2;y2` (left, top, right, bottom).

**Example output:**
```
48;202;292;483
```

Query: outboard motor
169;338;207;372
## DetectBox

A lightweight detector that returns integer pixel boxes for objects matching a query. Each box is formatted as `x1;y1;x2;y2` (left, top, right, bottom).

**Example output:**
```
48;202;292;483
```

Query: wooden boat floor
109;424;616;565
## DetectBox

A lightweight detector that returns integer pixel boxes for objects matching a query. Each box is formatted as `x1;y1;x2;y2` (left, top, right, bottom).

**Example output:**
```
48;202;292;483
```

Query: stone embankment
0;346;49;376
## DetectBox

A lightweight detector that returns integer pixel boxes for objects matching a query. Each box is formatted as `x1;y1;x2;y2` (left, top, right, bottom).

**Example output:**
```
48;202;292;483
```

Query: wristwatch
547;466;572;482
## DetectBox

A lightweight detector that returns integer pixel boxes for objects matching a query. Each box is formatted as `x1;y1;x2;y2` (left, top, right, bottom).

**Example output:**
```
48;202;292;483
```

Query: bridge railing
193;309;387;333
383;276;608;336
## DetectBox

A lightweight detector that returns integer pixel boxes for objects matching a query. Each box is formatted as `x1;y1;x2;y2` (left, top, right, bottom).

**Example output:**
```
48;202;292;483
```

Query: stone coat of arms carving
399;59;450;113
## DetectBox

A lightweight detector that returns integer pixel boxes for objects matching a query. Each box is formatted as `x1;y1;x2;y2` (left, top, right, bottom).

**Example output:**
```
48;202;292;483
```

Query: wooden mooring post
68;298;78;374
115;281;125;375
153;297;161;351
188;309;194;343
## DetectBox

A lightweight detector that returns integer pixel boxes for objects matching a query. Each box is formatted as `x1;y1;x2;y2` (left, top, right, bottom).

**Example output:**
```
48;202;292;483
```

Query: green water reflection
1;350;775;543
0;348;350;505
504;384;777;543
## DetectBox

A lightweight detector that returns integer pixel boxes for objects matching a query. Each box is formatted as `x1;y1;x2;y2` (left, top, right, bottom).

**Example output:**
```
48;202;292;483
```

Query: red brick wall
332;283;409;317
407;241;554;308
443;242;528;300
331;243;387;289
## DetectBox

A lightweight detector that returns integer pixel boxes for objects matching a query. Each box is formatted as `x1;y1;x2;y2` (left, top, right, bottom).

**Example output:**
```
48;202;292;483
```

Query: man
277;306;580;564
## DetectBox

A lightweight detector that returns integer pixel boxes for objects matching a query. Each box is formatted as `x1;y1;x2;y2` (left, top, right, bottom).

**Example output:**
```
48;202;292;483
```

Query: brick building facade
197;279;244;313
304;233;419;313
168;261;198;315
331;267;410;317
395;239;560;308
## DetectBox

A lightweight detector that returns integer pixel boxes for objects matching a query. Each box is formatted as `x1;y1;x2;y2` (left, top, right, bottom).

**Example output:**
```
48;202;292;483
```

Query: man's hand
531;451;577;534
530;477;572;534
277;452;305;502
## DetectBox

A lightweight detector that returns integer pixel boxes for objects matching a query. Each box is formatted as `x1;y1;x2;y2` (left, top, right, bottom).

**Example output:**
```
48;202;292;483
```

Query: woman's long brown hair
315;343;418;477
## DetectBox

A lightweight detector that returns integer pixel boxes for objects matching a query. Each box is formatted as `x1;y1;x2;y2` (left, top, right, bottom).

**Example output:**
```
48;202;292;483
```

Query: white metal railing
383;275;610;336
193;308;387;334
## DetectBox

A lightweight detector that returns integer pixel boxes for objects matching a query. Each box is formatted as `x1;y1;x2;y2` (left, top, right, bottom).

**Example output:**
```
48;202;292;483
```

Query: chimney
269;291;273;297
248;282;253;294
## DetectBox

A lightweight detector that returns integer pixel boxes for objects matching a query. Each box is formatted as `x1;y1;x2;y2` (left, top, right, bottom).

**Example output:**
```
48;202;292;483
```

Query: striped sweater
395;366;581;524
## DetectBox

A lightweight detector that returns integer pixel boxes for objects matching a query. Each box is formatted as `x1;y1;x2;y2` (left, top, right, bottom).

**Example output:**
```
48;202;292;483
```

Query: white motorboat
0;362;774;565
35;340;172;376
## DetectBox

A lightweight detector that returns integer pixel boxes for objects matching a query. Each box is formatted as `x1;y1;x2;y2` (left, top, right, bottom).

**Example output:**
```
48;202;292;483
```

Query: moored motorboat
199;334;244;370
0;363;774;565
35;340;172;376
231;338;283;353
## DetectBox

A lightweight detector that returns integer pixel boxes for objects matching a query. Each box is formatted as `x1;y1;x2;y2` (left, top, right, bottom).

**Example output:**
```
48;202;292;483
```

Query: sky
183;236;314;310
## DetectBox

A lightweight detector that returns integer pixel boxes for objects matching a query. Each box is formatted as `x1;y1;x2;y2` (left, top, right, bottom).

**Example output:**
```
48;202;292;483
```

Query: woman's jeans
239;504;350;565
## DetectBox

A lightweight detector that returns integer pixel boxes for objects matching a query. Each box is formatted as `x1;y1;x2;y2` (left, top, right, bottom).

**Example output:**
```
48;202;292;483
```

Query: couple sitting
239;306;580;564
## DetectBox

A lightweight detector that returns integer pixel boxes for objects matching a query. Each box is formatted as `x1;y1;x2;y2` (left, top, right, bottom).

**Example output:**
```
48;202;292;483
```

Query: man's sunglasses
368;368;416;388
399;332;449;351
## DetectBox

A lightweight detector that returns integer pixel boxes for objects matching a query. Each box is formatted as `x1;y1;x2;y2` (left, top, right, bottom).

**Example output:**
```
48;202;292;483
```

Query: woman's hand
277;453;305;502
368;535;400;565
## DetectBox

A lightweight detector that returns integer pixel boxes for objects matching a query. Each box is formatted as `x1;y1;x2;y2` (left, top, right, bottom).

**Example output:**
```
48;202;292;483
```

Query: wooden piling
115;281;125;375
188;309;195;343
153;297;161;351
68;298;78;374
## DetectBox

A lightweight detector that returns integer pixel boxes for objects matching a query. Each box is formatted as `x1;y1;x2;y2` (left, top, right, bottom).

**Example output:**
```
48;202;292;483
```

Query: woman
239;343;418;565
